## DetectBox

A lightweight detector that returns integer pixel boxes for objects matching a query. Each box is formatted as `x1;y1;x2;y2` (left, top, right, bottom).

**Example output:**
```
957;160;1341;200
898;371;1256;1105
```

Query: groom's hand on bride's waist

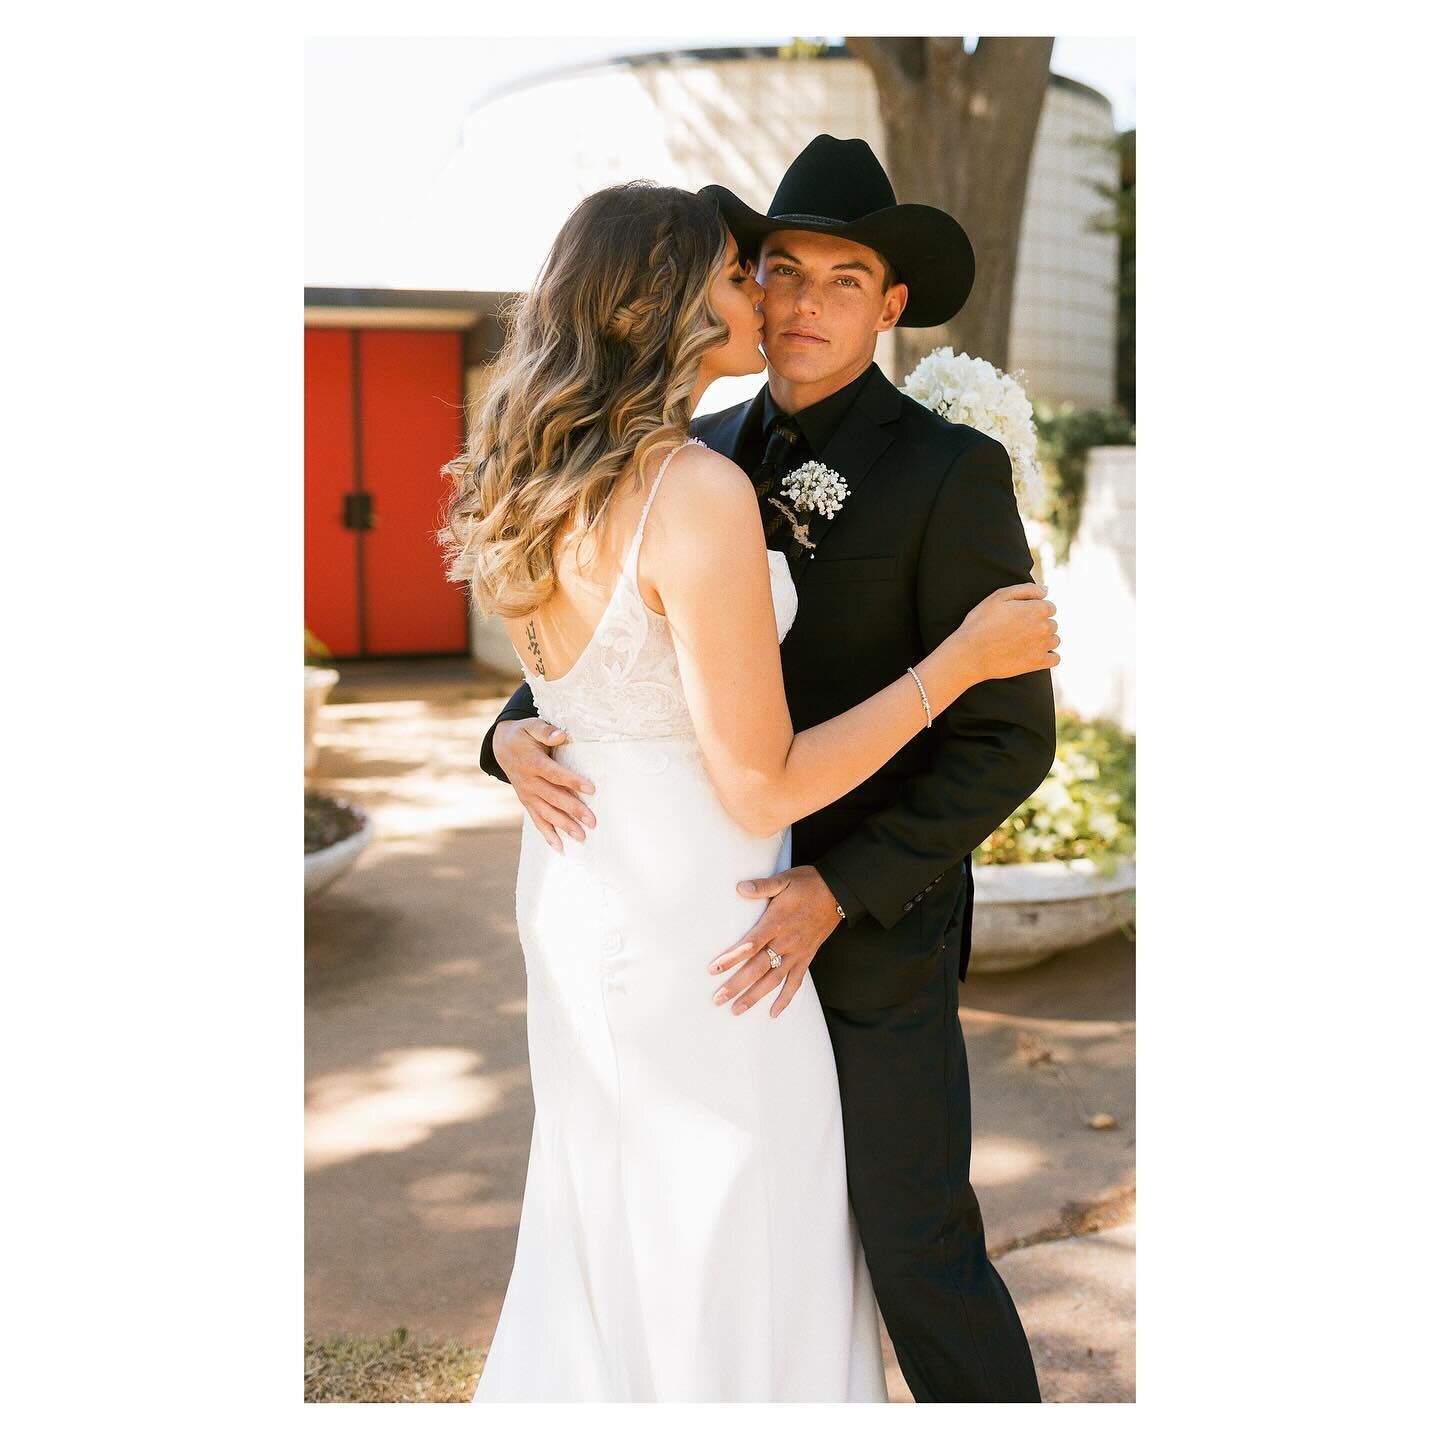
492;718;596;853
707;866;844;1019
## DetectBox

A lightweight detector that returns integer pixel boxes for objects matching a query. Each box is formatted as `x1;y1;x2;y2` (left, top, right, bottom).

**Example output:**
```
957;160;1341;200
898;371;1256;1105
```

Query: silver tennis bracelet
905;665;933;728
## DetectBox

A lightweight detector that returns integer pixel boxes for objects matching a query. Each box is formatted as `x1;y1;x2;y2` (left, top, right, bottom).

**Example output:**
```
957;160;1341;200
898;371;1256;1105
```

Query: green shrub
1033;403;1135;560
980;712;1135;872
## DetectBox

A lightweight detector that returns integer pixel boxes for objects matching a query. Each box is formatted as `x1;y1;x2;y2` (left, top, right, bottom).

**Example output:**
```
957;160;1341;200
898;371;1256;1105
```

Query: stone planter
304;666;340;773
969;857;1135;973
305;796;374;898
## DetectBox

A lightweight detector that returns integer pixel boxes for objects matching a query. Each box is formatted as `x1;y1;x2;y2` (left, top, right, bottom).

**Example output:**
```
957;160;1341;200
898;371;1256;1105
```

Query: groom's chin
763;335;837;381
766;354;827;385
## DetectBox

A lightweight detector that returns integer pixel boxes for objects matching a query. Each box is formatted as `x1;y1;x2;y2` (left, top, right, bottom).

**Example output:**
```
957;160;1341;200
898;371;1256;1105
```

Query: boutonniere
766;460;851;550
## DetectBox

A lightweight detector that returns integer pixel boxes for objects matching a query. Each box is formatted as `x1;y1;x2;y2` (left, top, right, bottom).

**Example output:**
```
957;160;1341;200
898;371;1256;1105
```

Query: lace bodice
516;438;799;741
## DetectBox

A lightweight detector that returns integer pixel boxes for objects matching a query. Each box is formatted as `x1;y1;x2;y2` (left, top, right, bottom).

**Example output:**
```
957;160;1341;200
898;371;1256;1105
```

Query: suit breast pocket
805;555;898;584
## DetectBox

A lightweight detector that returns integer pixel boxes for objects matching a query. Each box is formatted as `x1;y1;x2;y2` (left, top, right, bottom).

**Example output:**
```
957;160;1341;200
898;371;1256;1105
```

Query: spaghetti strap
628;437;703;571
638;438;700;535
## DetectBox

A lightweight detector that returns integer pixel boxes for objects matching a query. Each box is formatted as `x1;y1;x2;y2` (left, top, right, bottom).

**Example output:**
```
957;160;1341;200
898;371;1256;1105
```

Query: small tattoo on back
525;620;545;677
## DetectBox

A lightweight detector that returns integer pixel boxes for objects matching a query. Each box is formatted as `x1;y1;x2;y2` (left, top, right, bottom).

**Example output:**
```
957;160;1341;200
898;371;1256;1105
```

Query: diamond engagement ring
765;946;783;969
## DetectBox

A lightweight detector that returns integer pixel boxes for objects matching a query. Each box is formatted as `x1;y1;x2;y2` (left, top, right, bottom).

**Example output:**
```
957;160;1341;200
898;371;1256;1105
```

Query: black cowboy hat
700;134;975;328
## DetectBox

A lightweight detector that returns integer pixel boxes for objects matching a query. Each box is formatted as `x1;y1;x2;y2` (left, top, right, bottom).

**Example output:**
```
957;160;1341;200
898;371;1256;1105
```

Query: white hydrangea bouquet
900;346;1046;516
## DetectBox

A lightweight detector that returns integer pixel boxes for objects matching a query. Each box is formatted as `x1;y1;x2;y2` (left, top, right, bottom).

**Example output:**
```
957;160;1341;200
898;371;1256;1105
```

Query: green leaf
978;711;1136;866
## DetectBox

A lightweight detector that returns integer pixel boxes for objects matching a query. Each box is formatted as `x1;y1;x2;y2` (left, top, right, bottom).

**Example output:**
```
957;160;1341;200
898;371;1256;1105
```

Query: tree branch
845;36;926;89
926;36;969;74
970;35;1055;89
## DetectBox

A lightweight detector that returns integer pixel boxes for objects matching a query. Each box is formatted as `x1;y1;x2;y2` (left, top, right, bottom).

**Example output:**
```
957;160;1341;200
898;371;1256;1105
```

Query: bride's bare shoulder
665;440;751;496
649;442;758;538
638;442;763;583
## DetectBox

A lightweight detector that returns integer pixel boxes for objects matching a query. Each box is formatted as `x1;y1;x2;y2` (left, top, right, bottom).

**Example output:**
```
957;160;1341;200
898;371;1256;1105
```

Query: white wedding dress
472;439;886;1402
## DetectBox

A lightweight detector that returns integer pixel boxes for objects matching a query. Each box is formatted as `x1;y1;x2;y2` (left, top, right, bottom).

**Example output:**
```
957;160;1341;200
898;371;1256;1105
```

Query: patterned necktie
751;416;805;546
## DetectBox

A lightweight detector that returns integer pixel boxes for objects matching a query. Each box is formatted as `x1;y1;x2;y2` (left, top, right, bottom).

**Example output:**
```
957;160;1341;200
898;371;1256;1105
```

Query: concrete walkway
305;665;1135;1402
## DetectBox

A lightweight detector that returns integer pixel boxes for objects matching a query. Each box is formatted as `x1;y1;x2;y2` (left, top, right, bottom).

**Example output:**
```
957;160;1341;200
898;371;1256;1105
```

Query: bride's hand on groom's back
492;718;597;852
954;583;1061;683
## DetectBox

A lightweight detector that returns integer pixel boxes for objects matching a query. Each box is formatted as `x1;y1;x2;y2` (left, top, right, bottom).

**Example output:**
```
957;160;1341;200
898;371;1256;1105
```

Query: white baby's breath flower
779;460;850;520
901;346;1045;515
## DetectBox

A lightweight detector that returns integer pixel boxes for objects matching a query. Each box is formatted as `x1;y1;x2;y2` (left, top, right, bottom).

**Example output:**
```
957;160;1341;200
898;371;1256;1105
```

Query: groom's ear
876;281;909;333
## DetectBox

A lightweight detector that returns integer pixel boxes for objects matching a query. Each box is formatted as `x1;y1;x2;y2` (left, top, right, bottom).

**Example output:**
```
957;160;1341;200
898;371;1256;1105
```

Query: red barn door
304;327;470;658
304;328;359;656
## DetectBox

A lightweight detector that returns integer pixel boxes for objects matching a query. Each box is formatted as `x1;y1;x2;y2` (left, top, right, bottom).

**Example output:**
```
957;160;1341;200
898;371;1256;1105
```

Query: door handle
343;492;375;530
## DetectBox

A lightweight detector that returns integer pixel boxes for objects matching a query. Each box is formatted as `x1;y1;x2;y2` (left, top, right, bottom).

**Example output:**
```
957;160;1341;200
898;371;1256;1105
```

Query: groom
478;136;1055;1402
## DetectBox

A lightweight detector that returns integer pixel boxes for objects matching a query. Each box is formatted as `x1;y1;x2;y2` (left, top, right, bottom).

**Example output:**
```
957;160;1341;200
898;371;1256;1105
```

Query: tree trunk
847;36;1054;383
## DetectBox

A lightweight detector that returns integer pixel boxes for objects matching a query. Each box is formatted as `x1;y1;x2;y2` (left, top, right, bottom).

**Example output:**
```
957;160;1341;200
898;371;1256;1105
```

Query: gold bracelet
906;665;933;728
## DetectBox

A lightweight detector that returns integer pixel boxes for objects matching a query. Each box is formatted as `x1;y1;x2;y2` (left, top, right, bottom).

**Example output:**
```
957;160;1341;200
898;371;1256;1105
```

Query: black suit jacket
478;365;1056;1008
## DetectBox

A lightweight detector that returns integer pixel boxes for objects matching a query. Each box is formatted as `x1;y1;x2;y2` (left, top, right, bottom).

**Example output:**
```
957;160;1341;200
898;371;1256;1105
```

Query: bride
438;181;1059;1402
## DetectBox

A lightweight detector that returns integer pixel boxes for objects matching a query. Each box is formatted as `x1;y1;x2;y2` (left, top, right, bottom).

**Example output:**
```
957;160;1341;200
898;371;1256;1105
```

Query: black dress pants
821;935;1042;1402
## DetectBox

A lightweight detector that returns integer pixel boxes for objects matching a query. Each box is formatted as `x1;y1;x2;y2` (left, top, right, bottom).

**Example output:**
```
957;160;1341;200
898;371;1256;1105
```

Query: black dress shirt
737;362;878;476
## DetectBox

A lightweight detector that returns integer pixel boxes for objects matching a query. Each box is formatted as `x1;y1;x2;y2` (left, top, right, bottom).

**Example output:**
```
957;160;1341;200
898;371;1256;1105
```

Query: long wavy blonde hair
437;182;731;619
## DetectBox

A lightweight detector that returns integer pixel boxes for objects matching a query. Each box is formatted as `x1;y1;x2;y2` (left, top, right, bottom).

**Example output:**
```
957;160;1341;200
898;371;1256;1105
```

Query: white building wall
1009;83;1122;406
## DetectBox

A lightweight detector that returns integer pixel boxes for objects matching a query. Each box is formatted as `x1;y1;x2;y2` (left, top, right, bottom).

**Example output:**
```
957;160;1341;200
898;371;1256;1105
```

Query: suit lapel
693;388;765;462
791;368;902;579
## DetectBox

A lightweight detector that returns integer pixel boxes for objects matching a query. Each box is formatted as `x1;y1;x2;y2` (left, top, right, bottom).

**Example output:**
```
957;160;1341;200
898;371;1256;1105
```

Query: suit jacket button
903;901;913;911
